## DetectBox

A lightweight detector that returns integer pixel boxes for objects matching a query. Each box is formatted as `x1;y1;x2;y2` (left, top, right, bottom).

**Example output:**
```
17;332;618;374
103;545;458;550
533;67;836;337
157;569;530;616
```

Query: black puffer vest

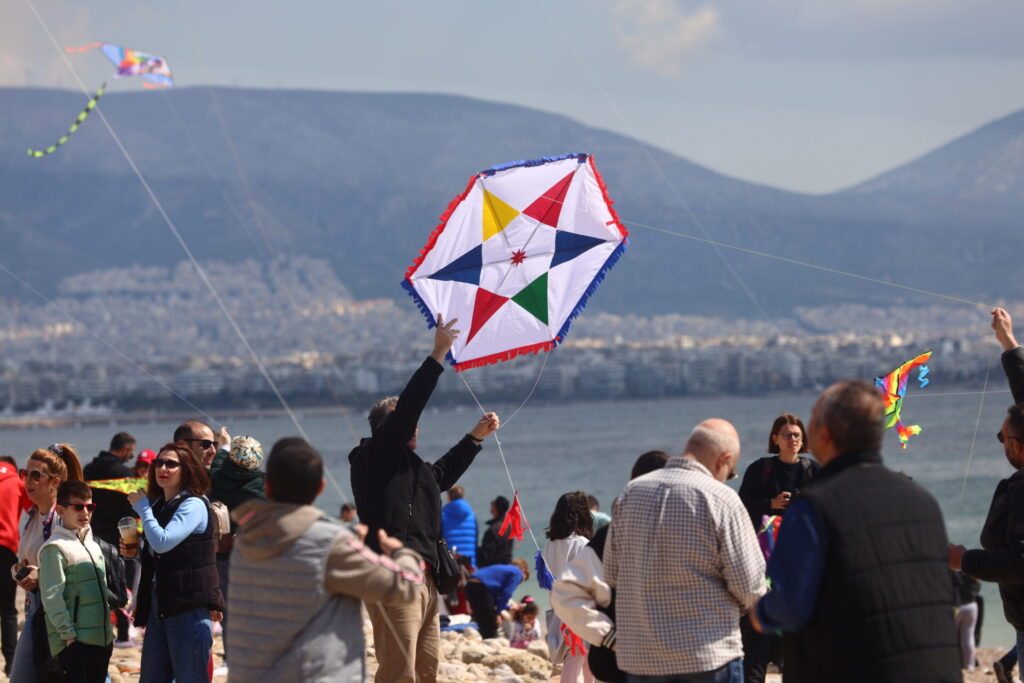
135;493;224;626
783;451;960;683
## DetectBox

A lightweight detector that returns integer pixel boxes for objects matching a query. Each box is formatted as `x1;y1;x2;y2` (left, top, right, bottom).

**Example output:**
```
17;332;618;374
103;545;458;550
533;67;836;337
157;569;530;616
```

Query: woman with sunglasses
127;442;223;683
737;414;821;683
8;444;84;683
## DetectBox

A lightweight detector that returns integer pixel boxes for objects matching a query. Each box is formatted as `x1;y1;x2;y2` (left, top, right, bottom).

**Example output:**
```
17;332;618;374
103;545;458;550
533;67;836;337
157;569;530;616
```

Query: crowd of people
0;308;1023;682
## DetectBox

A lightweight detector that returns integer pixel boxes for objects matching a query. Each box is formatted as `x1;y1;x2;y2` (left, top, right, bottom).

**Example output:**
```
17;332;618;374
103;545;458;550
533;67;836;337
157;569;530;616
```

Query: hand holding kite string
469;412;500;441
992;307;1019;352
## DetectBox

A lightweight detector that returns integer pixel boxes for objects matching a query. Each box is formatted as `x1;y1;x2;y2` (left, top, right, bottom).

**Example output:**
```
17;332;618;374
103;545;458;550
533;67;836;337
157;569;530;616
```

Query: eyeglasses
184;439;216;450
19;469;50;482
778;432;803;440
153;458;182;470
997;432;1024;445
58;502;96;512
727;469;738;480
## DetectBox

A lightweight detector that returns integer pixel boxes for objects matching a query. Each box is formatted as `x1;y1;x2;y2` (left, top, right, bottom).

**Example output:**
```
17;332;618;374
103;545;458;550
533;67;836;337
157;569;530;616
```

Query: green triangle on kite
511;272;549;325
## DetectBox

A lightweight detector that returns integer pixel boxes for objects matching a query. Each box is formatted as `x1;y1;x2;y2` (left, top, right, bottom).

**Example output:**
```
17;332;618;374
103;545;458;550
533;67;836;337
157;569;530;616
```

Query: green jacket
210;453;265;515
39;522;114;654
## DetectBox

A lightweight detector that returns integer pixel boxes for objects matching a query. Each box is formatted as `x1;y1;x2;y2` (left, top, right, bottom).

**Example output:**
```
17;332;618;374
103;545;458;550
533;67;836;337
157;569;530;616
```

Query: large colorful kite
875;350;932;448
403;154;628;370
28;43;173;157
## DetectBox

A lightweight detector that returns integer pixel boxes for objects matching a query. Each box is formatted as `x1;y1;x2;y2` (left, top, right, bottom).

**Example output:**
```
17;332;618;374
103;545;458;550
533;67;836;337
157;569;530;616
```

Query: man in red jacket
0;455;32;676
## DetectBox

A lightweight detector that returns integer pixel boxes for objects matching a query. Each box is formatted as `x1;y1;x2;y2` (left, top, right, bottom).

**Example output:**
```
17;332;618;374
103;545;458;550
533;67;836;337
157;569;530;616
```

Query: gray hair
368;396;399;432
685;425;740;461
817;381;884;454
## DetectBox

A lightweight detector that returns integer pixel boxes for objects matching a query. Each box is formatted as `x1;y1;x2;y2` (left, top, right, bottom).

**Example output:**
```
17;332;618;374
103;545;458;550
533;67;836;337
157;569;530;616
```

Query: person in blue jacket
464;560;530;639
441;486;478;568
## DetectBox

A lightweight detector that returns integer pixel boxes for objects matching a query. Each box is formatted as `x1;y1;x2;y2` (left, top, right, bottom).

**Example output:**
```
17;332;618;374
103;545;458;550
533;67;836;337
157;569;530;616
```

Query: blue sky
6;0;1024;193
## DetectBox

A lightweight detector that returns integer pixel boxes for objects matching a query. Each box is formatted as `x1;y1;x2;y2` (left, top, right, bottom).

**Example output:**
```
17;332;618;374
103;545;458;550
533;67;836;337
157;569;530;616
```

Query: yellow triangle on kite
482;190;520;242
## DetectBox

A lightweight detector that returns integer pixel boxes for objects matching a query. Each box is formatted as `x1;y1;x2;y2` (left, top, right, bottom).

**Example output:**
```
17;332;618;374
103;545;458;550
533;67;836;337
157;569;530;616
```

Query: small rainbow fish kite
874;350;932;448
28;43;173;157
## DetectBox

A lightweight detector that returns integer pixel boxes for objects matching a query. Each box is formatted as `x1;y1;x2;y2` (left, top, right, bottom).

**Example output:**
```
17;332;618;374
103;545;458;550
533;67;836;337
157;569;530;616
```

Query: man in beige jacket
228;437;424;682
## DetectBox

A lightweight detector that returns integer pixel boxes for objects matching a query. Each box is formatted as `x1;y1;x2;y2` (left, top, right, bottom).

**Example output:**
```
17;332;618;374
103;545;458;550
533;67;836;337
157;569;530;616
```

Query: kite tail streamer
28;81;106;157
535;550;555;590
64;42;103;53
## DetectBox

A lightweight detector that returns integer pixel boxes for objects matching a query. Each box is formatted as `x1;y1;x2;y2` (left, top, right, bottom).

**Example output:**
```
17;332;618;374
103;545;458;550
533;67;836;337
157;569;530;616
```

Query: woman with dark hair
543;491;594;683
738;414;821;683
738;413;820;529
9;444;84;683
127;442;223;683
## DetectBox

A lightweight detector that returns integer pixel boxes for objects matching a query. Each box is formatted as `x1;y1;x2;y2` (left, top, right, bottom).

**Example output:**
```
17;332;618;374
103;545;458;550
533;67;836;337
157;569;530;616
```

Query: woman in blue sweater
127;442;223;683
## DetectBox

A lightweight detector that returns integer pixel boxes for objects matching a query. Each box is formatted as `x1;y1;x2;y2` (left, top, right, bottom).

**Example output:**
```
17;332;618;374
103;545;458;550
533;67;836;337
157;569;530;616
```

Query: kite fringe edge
481;152;586;177
452;340;557;372
552;238;629;347
402;175;478;284
588;155;629;240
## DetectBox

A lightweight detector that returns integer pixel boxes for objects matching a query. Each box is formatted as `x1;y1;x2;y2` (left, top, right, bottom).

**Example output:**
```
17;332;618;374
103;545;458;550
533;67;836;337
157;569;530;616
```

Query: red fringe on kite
498;492;527;541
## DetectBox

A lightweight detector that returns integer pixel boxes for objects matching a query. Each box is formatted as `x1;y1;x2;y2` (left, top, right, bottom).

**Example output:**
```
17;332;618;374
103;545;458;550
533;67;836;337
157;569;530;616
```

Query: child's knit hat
229;436;263;471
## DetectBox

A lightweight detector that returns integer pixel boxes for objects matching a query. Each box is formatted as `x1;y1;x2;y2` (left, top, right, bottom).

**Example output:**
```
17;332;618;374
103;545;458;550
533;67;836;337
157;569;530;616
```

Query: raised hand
431;313;461;363
992;308;1019;352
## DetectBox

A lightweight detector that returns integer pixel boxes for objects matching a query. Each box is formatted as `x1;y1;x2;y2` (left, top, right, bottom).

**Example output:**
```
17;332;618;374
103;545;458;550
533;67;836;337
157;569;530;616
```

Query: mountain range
1;86;1021;318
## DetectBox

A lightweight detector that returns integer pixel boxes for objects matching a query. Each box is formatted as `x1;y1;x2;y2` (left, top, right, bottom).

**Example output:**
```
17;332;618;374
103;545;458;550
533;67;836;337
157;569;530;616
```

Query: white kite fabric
403;154;629;371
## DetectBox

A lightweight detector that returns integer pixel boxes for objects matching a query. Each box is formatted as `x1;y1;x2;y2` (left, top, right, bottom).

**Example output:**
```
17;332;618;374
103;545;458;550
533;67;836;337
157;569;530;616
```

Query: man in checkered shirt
604;419;766;682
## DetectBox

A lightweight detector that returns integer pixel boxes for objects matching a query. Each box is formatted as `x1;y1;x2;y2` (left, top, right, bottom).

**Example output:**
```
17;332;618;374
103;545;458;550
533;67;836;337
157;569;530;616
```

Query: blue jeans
139;607;212;683
8;591;40;683
628;658;743;683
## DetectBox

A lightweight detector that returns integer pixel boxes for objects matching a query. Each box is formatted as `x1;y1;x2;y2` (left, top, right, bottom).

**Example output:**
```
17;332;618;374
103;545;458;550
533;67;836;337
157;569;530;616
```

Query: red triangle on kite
522;171;575;228
467;288;509;344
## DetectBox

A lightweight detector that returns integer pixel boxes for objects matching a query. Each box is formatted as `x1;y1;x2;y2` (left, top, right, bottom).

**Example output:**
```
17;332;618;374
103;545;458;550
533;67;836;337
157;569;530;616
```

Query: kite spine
27;82;106;157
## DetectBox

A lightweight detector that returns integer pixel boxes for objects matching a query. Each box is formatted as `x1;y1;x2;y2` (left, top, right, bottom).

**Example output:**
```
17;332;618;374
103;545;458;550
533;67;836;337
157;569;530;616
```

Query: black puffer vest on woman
134;493;224;626
782;451;960;683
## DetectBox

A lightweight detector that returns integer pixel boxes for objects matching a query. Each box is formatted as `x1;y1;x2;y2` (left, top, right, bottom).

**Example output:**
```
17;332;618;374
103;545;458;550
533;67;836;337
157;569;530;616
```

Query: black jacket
83;451;131;481
738;455;820;528
783;451;960;682
477;518;515;568
961;347;1024;628
349;357;480;568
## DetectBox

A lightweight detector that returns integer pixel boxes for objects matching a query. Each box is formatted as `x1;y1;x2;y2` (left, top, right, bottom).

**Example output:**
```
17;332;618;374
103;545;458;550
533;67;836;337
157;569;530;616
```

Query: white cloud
610;0;719;78
0;1;93;87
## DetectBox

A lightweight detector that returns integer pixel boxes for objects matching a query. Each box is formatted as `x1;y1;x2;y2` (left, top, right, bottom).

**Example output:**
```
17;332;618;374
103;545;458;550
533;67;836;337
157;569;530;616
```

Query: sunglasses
997;432;1024;445
58;502;96;512
185;438;216;450
19;469;50;482
153;458;182;470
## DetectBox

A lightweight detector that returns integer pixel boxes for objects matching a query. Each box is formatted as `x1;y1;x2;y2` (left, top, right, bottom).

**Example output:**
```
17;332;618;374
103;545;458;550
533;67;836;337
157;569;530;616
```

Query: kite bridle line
960;359;994;512
21;0;359;505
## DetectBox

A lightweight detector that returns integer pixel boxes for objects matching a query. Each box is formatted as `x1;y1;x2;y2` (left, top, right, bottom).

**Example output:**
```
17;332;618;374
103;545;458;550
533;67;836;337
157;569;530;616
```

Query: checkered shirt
604;456;767;676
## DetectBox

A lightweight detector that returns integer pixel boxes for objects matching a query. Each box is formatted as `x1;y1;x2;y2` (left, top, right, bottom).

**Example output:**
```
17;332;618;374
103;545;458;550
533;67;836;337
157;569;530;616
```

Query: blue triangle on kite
427;245;483;285
550;232;607;269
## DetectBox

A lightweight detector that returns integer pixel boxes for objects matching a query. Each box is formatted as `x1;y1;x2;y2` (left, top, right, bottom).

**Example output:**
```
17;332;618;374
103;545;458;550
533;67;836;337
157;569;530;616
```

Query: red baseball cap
137;450;157;464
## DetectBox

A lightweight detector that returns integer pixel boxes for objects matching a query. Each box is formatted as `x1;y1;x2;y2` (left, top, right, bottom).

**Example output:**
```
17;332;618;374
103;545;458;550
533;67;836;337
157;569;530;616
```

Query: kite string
458;372;543;553
20;0;358;504
959;358;994;511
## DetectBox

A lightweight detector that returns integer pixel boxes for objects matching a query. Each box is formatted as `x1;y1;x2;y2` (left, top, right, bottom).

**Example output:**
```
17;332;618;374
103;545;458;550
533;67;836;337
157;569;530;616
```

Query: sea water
1;390;1014;646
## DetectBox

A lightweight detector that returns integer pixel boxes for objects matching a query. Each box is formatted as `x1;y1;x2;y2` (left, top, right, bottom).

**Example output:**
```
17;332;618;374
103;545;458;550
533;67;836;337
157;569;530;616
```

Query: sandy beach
0;586;1012;682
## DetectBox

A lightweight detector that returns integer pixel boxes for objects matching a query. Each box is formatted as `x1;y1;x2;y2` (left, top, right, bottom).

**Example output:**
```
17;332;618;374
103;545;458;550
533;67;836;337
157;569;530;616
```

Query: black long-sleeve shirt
349;357;480;567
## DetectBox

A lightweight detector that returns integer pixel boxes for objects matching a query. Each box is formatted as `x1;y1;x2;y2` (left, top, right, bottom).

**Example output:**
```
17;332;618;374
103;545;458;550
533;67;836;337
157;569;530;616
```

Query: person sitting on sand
228;437;425;683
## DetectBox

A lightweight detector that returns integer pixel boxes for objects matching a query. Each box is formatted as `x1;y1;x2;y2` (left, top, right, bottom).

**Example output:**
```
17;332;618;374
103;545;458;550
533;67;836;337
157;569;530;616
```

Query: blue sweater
441;498;478;566
472;564;523;610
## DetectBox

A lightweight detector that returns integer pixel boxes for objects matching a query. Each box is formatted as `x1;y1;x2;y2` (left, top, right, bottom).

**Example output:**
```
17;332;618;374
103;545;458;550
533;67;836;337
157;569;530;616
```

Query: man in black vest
749;380;960;682
950;307;1024;678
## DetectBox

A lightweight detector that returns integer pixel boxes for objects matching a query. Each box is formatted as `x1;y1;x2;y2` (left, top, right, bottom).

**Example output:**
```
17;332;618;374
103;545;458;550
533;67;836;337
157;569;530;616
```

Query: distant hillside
847;109;1024;205
0;86;1020;318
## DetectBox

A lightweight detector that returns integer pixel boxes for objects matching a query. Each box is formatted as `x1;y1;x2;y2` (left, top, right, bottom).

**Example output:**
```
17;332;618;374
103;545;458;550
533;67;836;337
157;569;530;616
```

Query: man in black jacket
477;496;513;568
349;315;499;683
951;307;1024;668
83;431;135;481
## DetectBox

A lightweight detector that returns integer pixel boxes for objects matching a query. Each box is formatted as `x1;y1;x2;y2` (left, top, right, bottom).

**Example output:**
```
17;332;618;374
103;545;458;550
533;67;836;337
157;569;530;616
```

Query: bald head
684;418;741;482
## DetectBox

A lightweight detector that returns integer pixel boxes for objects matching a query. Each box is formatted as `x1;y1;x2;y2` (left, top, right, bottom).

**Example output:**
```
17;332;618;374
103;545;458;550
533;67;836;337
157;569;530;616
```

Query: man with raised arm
349;315;500;683
949;308;1024;674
